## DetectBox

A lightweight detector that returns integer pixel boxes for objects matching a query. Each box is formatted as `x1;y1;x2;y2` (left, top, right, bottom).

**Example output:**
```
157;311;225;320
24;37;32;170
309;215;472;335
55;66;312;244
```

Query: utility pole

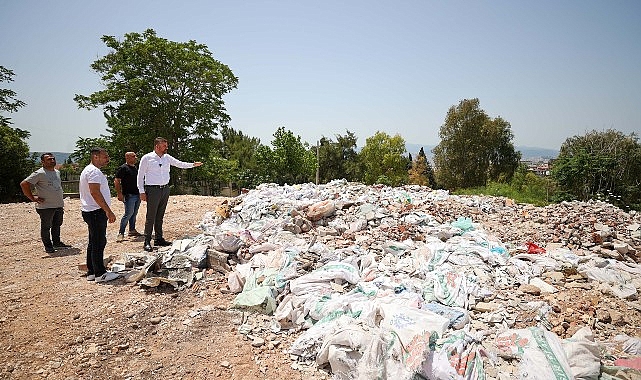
316;140;320;185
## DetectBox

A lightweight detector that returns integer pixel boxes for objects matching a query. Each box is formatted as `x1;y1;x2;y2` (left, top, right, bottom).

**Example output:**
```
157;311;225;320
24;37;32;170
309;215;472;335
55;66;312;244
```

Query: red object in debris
526;242;546;254
614;357;641;371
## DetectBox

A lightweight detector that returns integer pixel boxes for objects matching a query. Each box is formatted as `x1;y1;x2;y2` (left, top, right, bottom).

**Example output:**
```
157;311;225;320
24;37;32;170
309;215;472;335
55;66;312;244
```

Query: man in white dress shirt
137;137;202;252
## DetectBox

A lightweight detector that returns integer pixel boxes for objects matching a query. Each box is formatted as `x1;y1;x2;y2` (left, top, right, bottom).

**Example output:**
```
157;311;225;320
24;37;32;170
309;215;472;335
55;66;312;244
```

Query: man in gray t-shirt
20;152;71;253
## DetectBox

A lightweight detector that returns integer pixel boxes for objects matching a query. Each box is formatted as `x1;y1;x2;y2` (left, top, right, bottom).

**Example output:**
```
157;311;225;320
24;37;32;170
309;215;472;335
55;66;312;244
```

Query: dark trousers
82;209;107;276
144;185;170;242
36;207;64;249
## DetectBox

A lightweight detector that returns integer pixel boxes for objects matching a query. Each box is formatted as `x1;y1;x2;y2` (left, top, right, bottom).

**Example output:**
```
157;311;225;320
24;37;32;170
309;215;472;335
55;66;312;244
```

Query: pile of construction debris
115;180;641;379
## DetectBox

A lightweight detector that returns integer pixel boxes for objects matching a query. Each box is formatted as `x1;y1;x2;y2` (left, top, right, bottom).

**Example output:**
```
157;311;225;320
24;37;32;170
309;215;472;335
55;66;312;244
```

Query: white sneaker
95;272;121;283
116;233;125;242
86;274;95;281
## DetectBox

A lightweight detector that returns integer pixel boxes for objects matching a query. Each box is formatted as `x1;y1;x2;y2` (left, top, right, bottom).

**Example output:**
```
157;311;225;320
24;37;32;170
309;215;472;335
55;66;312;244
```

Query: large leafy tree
0;66;26;126
255;127;317;185
433;98;520;189
0;66;35;203
190;126;263;188
74;29;238;164
69;137;111;168
359;131;409;186
317;130;361;183
552;129;641;210
0;125;36;202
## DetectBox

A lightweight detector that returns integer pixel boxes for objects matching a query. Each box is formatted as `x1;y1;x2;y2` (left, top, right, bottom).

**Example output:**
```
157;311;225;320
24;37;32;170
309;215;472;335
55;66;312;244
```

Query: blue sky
2;0;640;153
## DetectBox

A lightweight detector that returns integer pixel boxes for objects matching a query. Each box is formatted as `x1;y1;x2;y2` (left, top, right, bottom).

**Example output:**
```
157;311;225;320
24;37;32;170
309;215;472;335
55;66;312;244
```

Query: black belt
145;184;169;189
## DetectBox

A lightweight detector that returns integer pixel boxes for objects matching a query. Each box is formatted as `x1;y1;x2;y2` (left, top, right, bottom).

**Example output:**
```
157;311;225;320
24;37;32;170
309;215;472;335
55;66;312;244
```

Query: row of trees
2;29;640;210
0;66;37;202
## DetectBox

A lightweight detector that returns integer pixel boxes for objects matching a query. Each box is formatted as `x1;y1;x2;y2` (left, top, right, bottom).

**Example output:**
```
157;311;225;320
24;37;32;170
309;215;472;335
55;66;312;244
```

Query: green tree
433;98;520;189
317;130;361;183
0;66;35;202
408;147;436;187
552;129;641;210
69;137;111;168
74;29;238;165
255;127;317;185
206;126;264;189
0;66;26;126
218;127;261;173
359;131;409;186
0;125;36;202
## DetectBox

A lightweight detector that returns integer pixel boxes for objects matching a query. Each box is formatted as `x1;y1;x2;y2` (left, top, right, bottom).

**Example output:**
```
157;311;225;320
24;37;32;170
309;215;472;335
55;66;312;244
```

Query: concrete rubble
113;180;641;379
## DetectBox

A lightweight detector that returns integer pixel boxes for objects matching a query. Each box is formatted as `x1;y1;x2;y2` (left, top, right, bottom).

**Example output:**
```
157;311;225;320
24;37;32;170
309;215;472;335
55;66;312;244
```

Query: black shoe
45;247;57;254
154;239;172;246
53;242;72;248
143;242;153;252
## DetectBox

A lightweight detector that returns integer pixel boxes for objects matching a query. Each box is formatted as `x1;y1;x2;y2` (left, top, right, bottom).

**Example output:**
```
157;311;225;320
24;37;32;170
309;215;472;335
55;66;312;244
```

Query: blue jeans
119;194;141;234
82;209;107;277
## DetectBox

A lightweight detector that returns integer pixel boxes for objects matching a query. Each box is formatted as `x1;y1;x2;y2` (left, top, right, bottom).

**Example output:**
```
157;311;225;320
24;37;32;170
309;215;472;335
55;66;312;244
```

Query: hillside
405;143;558;161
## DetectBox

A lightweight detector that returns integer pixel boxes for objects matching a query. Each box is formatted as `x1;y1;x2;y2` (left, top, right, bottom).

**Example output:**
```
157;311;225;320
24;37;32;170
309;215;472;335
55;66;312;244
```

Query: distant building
521;159;552;176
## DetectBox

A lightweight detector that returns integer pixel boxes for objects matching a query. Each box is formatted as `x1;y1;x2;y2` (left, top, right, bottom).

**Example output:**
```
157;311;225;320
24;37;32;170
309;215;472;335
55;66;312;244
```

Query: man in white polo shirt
137;137;202;252
79;147;119;283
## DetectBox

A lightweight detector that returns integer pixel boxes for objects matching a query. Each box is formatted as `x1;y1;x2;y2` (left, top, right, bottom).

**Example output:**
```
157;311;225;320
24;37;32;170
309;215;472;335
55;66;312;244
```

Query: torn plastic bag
317;321;416;380
431;269;480;308
614;334;641;356
451;217;475;233
289;261;361;296
562;327;601;380
422;302;469;329
379;303;450;346
496;327;573;380
213;232;242;253
232;267;279;314
425;330;487;380
526;242;546;254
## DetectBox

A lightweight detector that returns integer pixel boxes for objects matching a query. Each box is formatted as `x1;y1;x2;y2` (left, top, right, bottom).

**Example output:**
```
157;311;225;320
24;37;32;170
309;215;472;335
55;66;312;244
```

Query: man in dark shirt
114;152;142;242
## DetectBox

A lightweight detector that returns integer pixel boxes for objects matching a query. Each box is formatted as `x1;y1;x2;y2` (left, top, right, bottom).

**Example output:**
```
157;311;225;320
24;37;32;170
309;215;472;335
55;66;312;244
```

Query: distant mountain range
405;144;558;161
32;152;72;163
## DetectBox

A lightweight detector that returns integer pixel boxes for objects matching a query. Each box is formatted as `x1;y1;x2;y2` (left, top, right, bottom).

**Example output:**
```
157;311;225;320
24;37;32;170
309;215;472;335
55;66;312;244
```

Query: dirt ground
2;193;641;379
0;195;313;380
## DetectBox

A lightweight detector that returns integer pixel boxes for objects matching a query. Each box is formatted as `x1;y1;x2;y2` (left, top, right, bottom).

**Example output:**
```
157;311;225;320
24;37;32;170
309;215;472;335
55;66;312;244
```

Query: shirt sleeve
87;167;102;184
166;154;195;169
137;155;149;193
24;170;41;184
115;165;125;179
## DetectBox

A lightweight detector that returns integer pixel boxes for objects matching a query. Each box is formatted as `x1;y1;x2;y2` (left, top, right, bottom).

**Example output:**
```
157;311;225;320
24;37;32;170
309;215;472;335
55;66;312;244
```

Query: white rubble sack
562;327;601;380
496;327;573;380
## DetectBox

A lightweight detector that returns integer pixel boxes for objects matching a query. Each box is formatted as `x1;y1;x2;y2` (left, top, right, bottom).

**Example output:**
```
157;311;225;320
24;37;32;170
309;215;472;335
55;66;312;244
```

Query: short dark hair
154;137;167;146
40;152;54;161
90;147;106;156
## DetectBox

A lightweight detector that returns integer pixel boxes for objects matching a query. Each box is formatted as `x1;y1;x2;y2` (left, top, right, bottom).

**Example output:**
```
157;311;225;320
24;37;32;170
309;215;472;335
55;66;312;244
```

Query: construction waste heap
118;179;641;380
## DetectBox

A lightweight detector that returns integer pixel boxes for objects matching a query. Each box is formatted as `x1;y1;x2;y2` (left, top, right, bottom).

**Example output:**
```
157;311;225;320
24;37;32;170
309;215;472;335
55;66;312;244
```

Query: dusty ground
2;193;641;379
0;195;310;380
